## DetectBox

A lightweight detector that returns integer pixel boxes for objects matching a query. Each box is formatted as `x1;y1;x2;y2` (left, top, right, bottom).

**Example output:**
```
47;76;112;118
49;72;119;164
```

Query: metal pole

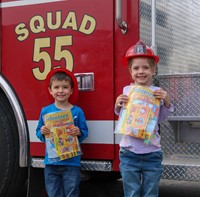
151;0;157;54
116;0;128;34
116;0;122;27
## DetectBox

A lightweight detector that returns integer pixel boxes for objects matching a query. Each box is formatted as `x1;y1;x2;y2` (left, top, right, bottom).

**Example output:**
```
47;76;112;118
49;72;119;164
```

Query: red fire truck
1;0;200;196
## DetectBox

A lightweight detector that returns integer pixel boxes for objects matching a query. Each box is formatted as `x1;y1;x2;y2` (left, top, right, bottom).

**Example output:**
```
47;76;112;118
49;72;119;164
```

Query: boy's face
48;80;73;103
129;57;155;86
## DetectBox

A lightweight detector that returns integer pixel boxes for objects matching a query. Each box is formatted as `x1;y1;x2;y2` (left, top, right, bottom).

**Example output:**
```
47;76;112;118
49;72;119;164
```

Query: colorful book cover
52;126;79;160
44;110;81;162
115;85;160;140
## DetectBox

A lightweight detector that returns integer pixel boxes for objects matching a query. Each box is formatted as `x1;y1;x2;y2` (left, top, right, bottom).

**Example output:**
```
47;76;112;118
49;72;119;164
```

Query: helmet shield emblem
134;41;146;54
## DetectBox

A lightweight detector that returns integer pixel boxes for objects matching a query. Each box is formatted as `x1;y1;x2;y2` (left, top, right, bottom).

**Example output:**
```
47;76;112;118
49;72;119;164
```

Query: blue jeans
44;165;80;197
119;148;163;197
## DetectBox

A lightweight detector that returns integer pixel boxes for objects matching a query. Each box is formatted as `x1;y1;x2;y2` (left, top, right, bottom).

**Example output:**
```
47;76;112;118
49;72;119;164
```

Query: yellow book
115;85;160;140
52;126;79;160
44;110;81;161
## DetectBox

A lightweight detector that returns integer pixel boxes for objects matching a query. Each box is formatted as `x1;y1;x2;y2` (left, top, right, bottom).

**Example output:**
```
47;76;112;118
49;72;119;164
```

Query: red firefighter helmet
46;68;78;104
124;40;160;64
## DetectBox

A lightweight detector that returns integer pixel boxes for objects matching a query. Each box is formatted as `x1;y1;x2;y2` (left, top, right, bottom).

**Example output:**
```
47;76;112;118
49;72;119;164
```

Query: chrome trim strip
32;158;112;171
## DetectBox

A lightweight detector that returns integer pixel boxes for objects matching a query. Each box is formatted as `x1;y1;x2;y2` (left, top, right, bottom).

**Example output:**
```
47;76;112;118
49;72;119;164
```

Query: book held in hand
115;85;160;141
44;110;81;163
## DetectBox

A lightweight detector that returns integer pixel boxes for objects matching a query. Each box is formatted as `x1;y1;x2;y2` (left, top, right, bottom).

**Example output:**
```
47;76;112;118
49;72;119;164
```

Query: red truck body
0;1;139;196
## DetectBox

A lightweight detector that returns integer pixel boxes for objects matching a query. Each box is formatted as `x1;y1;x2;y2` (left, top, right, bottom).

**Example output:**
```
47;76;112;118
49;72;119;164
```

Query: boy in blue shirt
36;68;88;197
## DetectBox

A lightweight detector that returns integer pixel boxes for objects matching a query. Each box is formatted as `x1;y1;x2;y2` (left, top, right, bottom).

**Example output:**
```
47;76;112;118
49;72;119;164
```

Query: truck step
162;155;200;181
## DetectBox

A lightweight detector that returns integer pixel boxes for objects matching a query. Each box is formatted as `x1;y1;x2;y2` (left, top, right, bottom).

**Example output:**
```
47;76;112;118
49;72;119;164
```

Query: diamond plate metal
157;74;200;181
140;0;200;181
81;160;112;171
158;74;200;117
158;75;200;181
140;0;200;75
162;165;200;181
31;158;45;168
160;120;200;181
31;158;112;171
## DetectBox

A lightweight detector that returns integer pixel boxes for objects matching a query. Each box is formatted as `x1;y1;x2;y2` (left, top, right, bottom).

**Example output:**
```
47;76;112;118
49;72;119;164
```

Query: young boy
36;68;88;197
115;41;174;197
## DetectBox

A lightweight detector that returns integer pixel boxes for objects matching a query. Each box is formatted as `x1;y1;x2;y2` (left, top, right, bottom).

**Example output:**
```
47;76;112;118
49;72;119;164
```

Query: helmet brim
122;54;159;65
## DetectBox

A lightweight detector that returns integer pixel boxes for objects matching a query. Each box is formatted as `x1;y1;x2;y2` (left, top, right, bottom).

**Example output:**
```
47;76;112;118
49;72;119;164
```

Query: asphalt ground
80;178;200;197
159;179;200;197
28;168;200;197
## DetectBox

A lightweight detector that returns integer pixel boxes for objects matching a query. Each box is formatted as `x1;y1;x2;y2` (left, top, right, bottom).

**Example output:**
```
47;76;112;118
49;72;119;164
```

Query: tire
0;91;28;197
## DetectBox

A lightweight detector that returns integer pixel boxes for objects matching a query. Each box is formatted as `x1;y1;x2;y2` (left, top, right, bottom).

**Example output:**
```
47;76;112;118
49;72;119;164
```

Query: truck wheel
0;92;28;197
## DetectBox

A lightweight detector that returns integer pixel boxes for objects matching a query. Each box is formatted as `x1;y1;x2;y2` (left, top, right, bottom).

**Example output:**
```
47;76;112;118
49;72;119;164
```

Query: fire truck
1;0;200;196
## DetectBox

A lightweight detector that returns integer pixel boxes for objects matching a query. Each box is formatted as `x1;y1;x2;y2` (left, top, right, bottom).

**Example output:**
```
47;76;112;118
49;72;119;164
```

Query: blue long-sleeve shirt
36;103;88;166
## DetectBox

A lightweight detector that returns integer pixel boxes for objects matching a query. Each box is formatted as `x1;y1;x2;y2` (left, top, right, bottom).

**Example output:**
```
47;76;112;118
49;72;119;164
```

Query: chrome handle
116;0;128;34
75;72;94;91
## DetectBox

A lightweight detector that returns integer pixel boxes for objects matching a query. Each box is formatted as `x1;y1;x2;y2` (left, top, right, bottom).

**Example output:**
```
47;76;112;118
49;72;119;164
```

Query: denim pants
44;165;80;197
119;148;163;197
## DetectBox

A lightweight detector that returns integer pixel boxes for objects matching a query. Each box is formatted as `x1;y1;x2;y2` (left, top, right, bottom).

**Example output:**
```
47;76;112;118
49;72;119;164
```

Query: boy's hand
68;126;81;136
153;88;171;108
41;126;51;136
